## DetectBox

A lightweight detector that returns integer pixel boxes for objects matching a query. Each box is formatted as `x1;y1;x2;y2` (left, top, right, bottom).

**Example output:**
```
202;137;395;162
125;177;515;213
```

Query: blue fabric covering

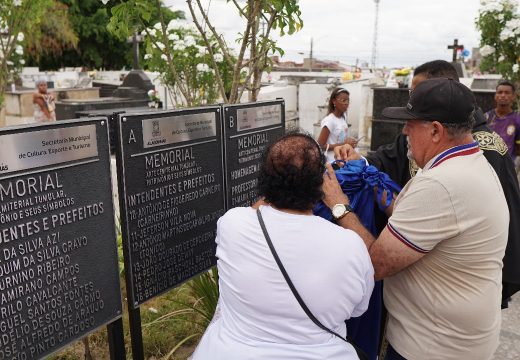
314;159;401;231
313;159;401;360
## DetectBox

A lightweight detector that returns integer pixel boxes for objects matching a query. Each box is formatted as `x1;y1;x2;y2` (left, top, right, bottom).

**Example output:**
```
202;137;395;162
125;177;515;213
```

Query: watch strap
334;204;353;220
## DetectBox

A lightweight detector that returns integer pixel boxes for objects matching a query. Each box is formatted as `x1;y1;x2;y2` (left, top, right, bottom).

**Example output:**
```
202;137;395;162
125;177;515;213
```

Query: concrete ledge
5;88;100;118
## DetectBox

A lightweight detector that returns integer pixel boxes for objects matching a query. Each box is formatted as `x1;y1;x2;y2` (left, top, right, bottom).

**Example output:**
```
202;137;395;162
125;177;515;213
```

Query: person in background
317;87;358;163
191;131;374;360
33;79;56;122
484;80;520;162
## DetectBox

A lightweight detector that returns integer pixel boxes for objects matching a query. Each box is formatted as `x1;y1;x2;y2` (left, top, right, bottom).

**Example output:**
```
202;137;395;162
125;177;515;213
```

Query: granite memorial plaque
222;100;285;210
116;108;225;307
0;119;122;360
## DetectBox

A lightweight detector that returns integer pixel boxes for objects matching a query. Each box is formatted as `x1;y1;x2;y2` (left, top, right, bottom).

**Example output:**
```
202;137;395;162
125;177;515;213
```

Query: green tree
0;0;54;108
140;19;234;106
24;1;78;63
107;0;303;105
476;0;520;92
26;0;130;70
187;0;302;103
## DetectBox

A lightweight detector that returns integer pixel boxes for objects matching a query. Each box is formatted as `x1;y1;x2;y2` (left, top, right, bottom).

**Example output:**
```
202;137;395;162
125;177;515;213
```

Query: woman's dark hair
258;131;325;211
496;80;516;93
327;87;350;114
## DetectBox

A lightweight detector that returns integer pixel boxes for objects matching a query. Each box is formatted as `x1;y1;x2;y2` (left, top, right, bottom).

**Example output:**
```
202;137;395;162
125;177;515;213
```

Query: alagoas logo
0;163;8;172
152;120;161;137
147;120;166;146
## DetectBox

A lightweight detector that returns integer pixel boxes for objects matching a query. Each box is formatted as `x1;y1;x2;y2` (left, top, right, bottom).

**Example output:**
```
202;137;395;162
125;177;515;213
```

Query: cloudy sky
165;0;485;68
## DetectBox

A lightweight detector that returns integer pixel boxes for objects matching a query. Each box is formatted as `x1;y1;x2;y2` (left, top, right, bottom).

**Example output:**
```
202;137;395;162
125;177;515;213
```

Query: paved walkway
494;294;520;359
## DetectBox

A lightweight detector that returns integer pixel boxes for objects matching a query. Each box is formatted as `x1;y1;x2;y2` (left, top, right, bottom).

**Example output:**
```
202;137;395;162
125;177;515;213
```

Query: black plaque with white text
222;100;285;209
0;119;122;360
116;108;225;307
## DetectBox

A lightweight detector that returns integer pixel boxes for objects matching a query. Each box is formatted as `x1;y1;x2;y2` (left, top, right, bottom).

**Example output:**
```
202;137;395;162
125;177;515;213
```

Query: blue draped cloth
314;159;401;360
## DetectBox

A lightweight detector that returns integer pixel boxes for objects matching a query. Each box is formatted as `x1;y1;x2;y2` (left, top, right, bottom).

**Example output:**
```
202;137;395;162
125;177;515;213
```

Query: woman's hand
344;137;358;148
322;163;349;209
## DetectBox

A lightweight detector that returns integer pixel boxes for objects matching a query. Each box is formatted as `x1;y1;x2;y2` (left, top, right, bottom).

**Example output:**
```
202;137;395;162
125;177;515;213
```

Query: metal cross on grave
447;39;464;62
127;32;144;70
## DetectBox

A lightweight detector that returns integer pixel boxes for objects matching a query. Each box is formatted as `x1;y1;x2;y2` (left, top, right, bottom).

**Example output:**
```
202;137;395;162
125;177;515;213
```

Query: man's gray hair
442;109;476;139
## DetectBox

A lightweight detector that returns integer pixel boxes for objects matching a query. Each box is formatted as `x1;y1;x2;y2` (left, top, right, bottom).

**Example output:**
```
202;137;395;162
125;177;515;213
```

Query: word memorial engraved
0;119;122;360
222;100;285;209
117;108;225;307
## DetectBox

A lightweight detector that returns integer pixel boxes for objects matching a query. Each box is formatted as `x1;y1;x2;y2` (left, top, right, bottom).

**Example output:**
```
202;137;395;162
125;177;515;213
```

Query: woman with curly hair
192;131;374;360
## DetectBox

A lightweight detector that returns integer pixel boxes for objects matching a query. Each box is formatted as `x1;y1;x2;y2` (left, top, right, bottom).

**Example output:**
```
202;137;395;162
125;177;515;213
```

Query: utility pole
309;37;313;72
371;0;380;70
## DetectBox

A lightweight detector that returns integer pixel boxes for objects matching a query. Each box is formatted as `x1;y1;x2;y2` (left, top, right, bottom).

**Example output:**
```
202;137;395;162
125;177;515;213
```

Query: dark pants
385;344;407;360
345;281;383;360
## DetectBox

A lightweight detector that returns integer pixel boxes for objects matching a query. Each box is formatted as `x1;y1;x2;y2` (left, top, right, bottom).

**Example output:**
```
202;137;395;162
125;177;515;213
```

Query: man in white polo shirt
322;78;509;360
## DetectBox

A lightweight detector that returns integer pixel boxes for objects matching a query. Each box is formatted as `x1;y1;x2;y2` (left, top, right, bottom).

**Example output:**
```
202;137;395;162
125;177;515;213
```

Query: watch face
332;204;346;218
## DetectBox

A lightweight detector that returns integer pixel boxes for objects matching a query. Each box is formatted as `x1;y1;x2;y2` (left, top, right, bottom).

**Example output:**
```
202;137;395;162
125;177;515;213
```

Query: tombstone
112;33;153;100
370;88;409;151
55;70;156;120
54;29;154;121
471;78;500;91
450;62;466;79
222;100;285;209
370;87;497;151
447;39;464;62
55;97;150;121
76;107;163;154
112;71;154;100
0;118;123;359
447;39;467;78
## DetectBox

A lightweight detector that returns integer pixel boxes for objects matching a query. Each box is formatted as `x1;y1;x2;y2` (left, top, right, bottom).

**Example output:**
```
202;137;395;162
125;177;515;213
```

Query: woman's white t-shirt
321;113;349;162
191;206;374;360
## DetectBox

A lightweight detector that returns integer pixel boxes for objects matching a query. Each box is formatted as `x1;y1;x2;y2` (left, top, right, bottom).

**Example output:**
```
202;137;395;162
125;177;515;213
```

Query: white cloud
165;0;482;67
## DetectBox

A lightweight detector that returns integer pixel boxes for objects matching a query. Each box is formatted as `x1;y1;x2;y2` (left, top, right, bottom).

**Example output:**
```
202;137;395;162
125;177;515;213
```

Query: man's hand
322;163;349;208
334;144;362;161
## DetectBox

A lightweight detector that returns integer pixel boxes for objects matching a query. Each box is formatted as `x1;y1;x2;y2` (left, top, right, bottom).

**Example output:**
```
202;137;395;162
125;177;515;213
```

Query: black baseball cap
382;78;476;124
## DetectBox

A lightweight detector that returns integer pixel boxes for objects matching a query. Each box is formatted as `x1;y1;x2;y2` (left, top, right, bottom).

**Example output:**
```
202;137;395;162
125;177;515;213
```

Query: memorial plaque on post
0;119;122;360
222;100;285;209
116;108;225;307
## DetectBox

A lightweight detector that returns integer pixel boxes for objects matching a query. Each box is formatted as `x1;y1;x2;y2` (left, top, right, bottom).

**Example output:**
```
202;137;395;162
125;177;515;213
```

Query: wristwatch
332;203;353;221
